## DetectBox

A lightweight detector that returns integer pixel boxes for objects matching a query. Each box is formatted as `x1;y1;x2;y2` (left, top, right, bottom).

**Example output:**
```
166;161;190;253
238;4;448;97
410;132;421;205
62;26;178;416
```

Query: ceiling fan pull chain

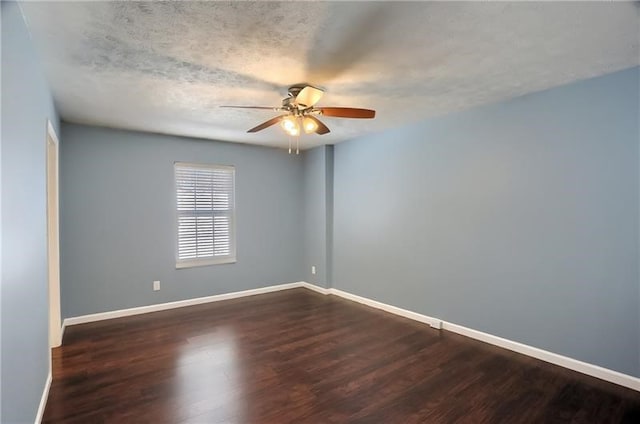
288;135;292;154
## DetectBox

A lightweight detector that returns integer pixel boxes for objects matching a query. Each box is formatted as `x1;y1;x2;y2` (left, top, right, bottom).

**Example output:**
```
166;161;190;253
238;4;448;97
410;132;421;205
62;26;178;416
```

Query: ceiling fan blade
295;86;324;108
247;115;284;133
318;107;376;119
307;115;330;135
221;105;278;110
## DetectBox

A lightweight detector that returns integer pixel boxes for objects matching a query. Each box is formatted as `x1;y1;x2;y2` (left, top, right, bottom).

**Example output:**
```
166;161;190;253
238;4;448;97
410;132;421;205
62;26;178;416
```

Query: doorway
46;120;62;348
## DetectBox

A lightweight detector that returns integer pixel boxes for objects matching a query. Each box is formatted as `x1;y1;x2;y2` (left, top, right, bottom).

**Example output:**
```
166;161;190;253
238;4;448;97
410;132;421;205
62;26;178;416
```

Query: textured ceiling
20;1;640;150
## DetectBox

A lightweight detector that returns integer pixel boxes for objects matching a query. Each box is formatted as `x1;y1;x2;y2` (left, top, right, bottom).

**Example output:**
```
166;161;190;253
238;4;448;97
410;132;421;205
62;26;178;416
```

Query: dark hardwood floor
44;288;640;423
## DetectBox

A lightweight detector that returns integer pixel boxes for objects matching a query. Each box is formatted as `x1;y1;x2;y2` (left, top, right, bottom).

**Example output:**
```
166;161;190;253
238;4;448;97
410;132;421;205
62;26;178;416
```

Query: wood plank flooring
44;288;640;423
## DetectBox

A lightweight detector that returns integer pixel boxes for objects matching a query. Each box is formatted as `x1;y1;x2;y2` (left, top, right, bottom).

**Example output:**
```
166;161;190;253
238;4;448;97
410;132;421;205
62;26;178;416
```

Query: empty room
2;1;640;423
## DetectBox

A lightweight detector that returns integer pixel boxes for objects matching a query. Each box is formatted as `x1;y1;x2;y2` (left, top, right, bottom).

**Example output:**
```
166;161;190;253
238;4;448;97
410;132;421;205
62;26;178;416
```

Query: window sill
176;257;236;269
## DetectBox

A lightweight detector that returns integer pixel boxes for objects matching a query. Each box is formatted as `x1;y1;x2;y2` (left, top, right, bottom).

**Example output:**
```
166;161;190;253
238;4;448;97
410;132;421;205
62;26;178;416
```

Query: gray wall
332;67;640;376
1;1;61;422
60;124;304;318
325;146;334;288
302;146;334;288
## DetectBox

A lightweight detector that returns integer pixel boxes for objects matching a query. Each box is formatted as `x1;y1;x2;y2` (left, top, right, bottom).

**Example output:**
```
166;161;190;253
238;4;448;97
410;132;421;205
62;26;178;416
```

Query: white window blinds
175;162;236;268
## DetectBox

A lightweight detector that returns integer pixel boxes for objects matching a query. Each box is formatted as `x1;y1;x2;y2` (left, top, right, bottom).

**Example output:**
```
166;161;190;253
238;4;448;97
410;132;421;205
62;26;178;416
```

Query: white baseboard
299;281;330;295
63;282;306;327
441;321;640;391
328;288;443;329
317;284;640;392
35;370;51;424
60;280;640;392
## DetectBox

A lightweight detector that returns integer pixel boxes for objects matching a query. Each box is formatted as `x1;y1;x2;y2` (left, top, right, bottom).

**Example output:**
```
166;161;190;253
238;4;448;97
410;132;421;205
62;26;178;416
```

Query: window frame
174;161;237;269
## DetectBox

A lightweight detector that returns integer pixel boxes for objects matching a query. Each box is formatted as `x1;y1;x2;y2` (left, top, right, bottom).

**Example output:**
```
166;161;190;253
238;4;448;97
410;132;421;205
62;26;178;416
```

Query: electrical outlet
153;280;160;291
311;266;316;275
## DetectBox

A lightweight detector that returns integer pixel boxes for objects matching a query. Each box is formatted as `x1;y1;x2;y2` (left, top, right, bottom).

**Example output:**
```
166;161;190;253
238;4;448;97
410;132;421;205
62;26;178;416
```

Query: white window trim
174;162;237;269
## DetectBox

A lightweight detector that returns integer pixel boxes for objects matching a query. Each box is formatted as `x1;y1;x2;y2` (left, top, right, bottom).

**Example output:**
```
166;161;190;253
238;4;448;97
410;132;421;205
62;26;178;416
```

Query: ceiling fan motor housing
282;96;297;111
287;84;307;98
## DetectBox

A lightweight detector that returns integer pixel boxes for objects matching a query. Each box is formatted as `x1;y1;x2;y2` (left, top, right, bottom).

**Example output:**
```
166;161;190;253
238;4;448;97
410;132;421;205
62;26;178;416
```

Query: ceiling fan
222;84;375;151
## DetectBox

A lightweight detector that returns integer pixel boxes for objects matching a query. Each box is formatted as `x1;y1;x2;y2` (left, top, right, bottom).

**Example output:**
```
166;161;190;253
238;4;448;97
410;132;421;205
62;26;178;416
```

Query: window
175;162;236;268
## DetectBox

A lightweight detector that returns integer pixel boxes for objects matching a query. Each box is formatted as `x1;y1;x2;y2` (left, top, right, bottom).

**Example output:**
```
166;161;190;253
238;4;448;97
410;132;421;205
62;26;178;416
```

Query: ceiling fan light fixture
302;116;318;134
289;127;300;136
280;116;300;136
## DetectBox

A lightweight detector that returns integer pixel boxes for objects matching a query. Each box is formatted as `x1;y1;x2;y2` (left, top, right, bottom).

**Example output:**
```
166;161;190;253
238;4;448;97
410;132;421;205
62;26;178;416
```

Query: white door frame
46;120;62;348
